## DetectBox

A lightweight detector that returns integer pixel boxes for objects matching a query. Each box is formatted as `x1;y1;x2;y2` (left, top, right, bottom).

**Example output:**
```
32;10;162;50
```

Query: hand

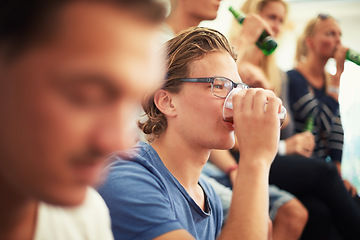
333;44;348;79
285;131;315;157
343;179;358;197
328;44;349;98
233;88;281;167
239;13;274;45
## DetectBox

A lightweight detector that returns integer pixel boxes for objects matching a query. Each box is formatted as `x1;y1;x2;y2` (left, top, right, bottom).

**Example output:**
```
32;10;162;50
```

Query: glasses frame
178;76;248;99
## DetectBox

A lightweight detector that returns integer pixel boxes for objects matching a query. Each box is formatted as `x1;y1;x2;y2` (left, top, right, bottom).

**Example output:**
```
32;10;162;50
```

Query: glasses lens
212;77;233;98
236;82;249;90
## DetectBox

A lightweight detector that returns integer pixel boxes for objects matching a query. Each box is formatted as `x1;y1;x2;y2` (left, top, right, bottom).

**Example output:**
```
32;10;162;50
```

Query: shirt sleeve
98;159;183;240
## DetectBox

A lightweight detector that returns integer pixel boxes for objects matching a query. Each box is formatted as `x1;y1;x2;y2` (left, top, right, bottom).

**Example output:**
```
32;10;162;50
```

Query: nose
92;105;140;155
271;21;281;38
335;34;341;44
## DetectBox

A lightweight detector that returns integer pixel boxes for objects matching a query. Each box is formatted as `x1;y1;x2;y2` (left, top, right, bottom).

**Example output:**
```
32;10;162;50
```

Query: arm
326;44;348;102
209;150;238;185
98;161;185;240
231;14;274;63
334;160;358;197
231;14;274;90
219;88;281;240
283;131;315;158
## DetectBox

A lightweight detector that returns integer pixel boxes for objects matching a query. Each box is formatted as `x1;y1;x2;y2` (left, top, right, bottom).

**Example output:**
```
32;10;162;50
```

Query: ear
154;89;177;117
305;36;314;49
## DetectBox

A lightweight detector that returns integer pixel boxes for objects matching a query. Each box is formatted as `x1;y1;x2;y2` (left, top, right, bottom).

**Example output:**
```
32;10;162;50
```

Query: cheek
28;89;97;162
185;97;223;125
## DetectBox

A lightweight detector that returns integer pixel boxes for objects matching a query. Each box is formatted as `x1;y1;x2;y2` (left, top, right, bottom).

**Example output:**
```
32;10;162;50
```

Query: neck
0;178;38;240
297;52;328;88
151;130;210;191
166;9;202;35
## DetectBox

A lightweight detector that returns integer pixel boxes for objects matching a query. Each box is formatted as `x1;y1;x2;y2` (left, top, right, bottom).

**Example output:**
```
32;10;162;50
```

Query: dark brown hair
0;0;166;60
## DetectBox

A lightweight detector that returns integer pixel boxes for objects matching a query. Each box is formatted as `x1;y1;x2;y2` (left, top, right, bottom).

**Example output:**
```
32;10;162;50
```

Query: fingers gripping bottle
229;6;278;56
304;115;314;132
346;49;360;66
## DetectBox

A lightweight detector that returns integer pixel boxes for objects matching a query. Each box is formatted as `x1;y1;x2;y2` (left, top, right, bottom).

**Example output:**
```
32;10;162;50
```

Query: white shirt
34;188;114;240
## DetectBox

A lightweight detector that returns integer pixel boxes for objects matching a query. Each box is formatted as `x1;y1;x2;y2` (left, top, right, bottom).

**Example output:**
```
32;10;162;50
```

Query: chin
213;136;235;150
39;186;88;207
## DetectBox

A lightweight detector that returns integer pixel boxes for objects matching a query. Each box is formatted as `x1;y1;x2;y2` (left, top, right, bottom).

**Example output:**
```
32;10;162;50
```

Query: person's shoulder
287;69;307;87
105;142;158;173
98;142;169;199
287;69;301;79
35;188;113;240
108;141;153;161
83;187;110;211
68;187;112;222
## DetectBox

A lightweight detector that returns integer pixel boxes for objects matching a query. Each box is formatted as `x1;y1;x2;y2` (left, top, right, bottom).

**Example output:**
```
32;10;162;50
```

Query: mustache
70;148;108;165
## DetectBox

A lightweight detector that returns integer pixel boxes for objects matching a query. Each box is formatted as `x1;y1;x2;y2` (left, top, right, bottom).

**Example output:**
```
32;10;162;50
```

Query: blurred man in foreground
0;0;165;239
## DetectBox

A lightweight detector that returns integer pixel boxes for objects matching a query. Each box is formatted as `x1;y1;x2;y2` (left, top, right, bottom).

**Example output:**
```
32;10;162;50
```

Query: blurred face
308;18;342;58
259;1;286;37
183;0;221;21
171;51;240;150
0;2;164;206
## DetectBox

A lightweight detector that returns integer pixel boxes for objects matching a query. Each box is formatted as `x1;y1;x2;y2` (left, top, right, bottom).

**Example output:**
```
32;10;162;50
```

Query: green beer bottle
229;6;277;56
304;115;314;132
346;49;360;66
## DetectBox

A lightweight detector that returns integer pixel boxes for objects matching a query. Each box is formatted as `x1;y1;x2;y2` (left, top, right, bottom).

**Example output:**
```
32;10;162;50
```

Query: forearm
326;74;340;102
232;36;253;63
334;161;342;177
218;160;270;240
209;149;238;173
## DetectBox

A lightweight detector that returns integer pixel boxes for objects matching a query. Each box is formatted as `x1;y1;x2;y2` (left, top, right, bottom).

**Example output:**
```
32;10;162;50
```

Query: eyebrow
52;72;120;98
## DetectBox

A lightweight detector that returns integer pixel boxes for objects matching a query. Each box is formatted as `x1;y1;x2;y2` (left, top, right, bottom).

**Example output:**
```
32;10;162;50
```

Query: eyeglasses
317;13;330;20
310;13;339;38
310;14;333;36
178;76;248;98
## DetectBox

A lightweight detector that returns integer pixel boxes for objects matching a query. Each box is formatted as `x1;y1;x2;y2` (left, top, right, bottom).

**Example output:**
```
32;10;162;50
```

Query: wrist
278;140;287;156
234;37;253;52
327;85;339;95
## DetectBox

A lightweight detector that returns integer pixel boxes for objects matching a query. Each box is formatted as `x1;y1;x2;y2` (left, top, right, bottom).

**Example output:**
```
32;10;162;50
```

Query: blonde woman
289;14;347;180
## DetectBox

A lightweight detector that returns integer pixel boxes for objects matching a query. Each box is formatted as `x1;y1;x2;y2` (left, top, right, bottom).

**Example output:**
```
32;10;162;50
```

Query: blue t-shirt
98;142;223;240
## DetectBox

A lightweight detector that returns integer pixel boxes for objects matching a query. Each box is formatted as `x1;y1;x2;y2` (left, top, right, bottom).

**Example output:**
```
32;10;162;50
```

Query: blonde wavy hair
294;14;336;65
294;14;338;89
229;0;288;96
138;27;238;142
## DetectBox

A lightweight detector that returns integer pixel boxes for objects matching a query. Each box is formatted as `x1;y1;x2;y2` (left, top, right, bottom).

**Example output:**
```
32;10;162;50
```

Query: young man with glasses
159;2;306;237
99;27;283;240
